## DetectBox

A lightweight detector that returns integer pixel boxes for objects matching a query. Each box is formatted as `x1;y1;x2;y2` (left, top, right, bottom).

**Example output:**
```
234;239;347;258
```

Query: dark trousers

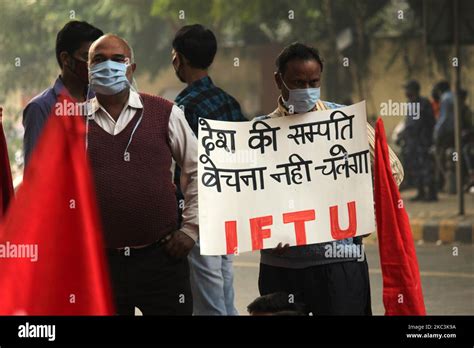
258;259;372;315
107;242;192;315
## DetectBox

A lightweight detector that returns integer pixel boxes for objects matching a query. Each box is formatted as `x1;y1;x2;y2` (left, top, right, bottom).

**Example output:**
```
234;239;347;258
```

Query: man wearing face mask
22;21;103;167
256;42;404;315
171;24;244;316
86;34;198;315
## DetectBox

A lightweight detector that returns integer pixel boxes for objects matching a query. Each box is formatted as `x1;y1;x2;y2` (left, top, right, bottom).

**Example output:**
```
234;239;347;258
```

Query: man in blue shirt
432;81;456;192
22;21;103;166
172;24;245;315
433;81;455;149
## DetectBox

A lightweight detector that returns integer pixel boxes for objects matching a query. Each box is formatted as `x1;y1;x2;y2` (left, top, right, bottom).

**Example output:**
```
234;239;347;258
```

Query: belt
107;233;173;256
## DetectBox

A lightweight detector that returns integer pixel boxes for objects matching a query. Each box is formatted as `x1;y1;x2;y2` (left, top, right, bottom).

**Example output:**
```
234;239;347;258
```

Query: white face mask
89;59;131;96
281;74;320;113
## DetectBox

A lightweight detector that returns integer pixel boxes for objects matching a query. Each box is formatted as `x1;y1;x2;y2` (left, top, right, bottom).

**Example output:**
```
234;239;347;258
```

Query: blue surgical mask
89;60;130;95
281;75;320;113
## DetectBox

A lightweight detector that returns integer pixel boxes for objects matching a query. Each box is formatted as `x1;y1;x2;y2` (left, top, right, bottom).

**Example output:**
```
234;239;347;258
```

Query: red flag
0;107;14;219
0;95;114;315
374;118;426;315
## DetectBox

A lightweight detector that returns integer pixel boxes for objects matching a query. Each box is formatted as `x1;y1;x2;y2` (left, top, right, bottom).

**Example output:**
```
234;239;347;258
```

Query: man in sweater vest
87;34;198;315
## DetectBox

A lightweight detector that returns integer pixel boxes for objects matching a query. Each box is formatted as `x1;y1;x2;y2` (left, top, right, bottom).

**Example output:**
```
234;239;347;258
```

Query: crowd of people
395;79;474;200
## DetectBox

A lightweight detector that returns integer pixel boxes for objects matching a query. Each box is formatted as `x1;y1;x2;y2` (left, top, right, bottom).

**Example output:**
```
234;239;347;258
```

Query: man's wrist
179;227;198;243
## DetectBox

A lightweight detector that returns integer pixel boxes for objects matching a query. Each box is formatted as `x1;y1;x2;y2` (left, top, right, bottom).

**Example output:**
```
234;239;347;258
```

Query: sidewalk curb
410;219;473;243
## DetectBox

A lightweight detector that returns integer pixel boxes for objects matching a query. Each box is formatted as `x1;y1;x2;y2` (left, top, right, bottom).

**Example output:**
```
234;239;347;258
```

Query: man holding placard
255;43;404;315
197;42;405;315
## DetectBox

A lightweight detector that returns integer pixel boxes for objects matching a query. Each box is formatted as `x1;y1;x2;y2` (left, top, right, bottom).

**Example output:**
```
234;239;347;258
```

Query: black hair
55;21;103;68
172;24;217;69
404;80;420;93
247;292;307;315
276;42;324;75
435;80;450;94
431;85;441;101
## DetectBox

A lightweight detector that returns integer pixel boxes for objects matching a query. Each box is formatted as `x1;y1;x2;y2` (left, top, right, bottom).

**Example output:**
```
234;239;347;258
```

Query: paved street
403;189;474;221
232;243;474;315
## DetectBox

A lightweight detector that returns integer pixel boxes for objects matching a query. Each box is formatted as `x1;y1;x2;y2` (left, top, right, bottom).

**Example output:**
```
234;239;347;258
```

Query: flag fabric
0;108;14;220
0;95;114;315
374;118;426;315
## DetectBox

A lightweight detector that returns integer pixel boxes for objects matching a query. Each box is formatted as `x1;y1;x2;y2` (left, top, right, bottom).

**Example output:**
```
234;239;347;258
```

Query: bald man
86;34;198;315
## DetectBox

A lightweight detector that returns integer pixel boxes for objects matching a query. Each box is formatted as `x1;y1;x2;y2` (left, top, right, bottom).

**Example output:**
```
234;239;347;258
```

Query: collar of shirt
176;76;214;101
187;75;213;89
87;89;143;135
54;76;95;101
53;76;72;100
440;91;453;103
267;95;327;118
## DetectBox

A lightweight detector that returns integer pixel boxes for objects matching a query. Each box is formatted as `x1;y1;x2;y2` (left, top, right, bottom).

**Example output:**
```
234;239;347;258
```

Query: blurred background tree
0;0;471;179
0;0;423;97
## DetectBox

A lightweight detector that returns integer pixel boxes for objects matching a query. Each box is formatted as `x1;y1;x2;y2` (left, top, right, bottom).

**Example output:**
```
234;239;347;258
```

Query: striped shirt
174;76;246;225
175;76;246;135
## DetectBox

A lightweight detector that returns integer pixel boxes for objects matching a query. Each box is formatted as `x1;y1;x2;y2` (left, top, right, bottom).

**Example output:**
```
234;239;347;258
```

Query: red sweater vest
88;93;178;248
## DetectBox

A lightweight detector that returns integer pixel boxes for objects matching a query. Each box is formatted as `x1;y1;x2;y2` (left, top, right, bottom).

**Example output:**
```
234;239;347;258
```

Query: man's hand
271;242;290;255
165;230;195;259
